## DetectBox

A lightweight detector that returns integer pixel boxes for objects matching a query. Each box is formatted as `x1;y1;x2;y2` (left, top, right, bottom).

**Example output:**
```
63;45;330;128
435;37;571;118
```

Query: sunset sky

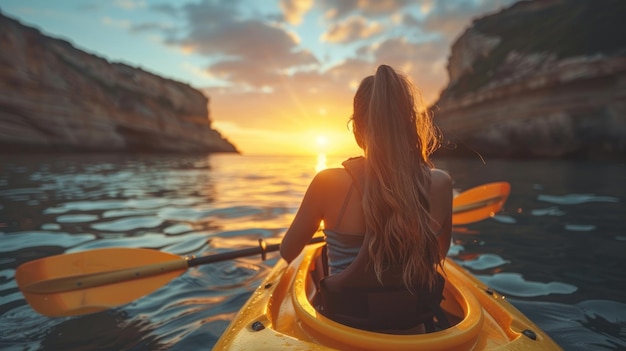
1;0;517;156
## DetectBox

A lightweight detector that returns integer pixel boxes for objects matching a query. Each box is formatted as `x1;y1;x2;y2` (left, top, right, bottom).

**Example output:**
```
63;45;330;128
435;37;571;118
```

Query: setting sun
316;135;328;148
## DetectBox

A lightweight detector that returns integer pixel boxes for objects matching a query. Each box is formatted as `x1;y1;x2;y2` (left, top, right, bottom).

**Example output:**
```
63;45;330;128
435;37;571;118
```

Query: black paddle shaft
187;236;325;268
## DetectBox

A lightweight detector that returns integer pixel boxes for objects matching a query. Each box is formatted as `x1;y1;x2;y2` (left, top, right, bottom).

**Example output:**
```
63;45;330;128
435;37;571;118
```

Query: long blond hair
352;65;442;290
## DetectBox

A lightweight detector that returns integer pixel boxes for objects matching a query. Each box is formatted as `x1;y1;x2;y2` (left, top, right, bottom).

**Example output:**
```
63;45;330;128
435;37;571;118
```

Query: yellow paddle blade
15;248;188;317
452;182;511;225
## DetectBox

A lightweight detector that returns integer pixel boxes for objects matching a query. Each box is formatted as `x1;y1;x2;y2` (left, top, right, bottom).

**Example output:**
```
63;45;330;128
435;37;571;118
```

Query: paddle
452;181;510;225
15;181;509;317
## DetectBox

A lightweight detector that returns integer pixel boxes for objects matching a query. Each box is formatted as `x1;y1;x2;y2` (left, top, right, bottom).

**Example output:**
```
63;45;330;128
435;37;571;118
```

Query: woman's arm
430;169;453;260
280;171;328;262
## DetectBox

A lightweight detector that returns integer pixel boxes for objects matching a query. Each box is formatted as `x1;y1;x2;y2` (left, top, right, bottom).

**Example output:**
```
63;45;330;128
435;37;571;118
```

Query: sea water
0;153;624;350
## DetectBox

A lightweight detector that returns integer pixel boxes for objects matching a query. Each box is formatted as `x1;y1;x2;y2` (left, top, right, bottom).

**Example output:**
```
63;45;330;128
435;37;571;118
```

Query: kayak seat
318;270;449;333
315;235;450;334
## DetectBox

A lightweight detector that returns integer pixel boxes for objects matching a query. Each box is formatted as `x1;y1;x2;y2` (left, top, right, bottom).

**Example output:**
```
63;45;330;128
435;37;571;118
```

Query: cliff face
433;0;626;159
0;13;238;153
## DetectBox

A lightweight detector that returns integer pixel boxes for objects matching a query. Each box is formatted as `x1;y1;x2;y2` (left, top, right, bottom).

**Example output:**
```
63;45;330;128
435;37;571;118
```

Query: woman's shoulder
311;167;351;187
316;167;348;177
430;167;451;178
429;168;452;189
315;156;364;182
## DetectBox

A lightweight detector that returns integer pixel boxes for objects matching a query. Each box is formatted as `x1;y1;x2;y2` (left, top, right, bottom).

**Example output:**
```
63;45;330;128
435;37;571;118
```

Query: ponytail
352;65;442;290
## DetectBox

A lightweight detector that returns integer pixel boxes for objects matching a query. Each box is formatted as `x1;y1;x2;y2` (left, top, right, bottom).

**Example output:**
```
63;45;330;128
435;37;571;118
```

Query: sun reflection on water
315;153;327;172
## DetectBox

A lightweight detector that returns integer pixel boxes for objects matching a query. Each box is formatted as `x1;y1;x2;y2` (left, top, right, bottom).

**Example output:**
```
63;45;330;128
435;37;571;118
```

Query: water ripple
492;215;517;224
512;299;626;351
476;273;578;297
67;233;182;252
91;216;164;231
531;206;566;216
564;224;596;232
0;231;95;252
458;254;511;270
1;154;624;351
164;223;194;235
538;194;619;205
103;209;156;218
56;214;99;223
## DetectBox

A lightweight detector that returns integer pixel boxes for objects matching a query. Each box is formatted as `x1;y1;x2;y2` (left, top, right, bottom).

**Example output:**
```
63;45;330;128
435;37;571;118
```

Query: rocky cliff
0;12;238;153
433;0;626;159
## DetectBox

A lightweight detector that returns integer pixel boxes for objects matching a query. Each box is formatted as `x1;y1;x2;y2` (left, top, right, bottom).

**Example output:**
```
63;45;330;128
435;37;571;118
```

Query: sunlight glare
316;135;328;147
316;153;327;172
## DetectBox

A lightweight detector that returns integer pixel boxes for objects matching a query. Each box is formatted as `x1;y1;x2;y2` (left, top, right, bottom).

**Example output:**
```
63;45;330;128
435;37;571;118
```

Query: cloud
138;0;516;96
101;16;132;29
279;0;313;25
114;0;147;10
321;16;383;43
402;12;421;27
321;0;413;19
150;3;180;17
163;0;516;103
159;1;318;88
355;0;414;16
76;3;102;12
129;21;174;34
202;61;365;129
119;0;518;153
420;0;517;42
373;36;447;63
348;37;449;102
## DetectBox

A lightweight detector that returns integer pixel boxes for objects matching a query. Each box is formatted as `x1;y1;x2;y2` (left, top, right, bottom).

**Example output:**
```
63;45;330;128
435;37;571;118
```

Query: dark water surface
0;153;624;350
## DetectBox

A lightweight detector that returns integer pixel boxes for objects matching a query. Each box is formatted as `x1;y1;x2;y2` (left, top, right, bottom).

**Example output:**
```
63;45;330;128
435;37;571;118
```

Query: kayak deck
213;243;562;350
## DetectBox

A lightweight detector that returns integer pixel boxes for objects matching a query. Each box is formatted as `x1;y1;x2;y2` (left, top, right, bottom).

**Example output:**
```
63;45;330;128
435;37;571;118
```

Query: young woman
280;65;453;332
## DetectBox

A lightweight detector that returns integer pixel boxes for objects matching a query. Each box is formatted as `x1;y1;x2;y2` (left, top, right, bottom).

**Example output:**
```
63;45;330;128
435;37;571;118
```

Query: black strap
334;183;355;229
430;302;451;331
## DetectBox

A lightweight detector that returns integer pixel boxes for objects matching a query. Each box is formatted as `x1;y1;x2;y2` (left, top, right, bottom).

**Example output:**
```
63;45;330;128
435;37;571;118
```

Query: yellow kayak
213;242;562;350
